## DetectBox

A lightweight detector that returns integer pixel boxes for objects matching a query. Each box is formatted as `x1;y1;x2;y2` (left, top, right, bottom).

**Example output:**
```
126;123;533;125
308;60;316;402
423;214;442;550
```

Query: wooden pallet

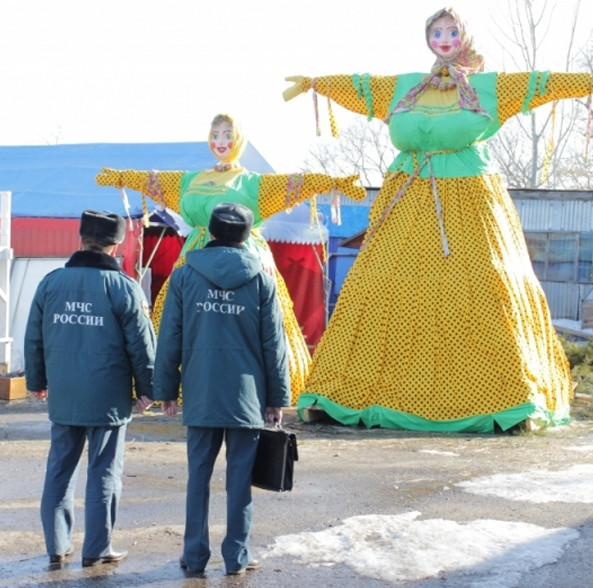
300;406;328;423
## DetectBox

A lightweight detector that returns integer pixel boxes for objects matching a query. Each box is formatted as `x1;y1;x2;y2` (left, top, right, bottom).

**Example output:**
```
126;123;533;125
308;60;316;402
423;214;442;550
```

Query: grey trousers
40;422;127;558
183;427;259;573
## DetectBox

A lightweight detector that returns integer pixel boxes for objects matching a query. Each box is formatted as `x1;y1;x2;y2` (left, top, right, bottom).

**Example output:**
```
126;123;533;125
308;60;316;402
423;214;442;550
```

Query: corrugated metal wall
511;190;593;232
510;190;593;320
538;281;581;320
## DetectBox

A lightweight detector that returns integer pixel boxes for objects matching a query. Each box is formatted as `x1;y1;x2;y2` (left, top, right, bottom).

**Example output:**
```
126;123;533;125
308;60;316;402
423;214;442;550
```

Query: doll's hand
334;175;367;202
283;76;305;101
96;167;122;188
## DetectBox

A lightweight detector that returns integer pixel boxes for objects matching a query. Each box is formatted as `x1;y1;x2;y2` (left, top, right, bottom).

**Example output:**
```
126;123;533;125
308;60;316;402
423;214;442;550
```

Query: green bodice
178;169;263;254
387;72;502;178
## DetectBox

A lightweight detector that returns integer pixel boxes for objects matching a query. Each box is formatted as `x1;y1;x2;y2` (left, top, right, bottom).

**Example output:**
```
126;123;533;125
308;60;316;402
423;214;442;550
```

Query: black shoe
226;560;261;575
179;557;205;575
49;547;74;564
82;549;128;567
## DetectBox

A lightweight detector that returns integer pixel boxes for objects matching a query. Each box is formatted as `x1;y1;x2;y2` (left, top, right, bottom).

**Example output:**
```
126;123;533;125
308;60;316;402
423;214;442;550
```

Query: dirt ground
1;395;593;587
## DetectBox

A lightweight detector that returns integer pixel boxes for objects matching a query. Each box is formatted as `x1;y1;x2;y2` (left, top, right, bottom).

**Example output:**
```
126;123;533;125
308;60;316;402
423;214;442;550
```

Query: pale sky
1;0;591;172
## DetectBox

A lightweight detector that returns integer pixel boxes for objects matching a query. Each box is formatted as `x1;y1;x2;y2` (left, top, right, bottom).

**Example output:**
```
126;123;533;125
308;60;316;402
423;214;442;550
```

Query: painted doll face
428;14;460;59
209;121;234;163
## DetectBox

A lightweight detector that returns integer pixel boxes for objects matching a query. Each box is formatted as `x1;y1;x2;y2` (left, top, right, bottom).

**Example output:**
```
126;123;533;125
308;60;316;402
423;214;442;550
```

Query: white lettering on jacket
196;289;245;315
206;288;235;301
52;301;105;326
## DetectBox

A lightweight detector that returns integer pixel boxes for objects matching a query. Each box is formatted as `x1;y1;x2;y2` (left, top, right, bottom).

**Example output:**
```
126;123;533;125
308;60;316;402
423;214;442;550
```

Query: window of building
524;232;593;284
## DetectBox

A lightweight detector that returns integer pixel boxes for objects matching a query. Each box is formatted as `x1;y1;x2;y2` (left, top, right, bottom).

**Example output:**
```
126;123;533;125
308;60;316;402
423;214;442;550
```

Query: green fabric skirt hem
296;393;571;434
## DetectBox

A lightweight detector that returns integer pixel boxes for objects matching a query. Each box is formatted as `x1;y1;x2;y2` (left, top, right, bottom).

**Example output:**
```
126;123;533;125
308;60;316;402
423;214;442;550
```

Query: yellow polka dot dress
297;71;593;432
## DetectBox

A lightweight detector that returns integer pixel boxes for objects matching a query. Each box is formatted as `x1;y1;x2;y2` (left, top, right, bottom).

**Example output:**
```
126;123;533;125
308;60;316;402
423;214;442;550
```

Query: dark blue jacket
24;250;156;426
153;242;290;428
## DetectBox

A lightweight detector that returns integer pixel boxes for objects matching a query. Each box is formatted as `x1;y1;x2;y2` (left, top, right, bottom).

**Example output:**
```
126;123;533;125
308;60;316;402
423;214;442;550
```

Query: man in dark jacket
24;210;156;568
154;202;290;576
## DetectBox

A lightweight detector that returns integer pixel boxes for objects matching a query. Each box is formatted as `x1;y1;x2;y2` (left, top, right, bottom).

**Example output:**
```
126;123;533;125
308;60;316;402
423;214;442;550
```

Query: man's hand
30;390;47;402
135;395;154;413
162;400;178;416
265;406;283;425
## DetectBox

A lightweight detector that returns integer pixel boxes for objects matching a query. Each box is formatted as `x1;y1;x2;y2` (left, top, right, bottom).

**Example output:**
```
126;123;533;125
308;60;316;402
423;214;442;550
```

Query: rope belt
361;147;471;257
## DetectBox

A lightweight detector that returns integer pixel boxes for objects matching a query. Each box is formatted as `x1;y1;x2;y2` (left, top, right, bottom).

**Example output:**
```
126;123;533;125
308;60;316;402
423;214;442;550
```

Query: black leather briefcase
252;427;298;492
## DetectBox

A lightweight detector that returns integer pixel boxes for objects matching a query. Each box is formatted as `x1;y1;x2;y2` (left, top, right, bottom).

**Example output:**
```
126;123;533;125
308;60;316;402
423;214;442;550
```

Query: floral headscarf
386;7;489;121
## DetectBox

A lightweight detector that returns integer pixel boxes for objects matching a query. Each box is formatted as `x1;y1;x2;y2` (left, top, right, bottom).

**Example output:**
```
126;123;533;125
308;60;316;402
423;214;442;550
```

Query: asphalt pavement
1;397;593;587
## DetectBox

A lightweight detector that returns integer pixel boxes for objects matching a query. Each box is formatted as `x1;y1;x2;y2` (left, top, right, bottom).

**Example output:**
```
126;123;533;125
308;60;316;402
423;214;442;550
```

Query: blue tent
0;142;274;218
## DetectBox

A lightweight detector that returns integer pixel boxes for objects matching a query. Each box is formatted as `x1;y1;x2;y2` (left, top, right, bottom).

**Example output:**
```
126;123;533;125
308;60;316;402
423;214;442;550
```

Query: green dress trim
522;71;541;114
352;73;374;120
296;393;571;434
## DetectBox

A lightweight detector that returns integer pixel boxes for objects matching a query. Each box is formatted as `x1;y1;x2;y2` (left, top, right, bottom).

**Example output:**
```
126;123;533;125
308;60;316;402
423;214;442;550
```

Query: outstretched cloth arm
258;173;366;220
96;168;184;213
284;74;398;121
497;72;593;126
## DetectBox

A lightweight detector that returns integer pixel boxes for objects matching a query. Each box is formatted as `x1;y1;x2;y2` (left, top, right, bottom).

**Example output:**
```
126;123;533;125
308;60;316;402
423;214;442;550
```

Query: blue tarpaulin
0;142;274;218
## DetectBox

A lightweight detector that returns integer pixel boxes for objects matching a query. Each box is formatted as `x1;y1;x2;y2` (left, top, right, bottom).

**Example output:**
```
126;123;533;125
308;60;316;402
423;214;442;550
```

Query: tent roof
0;142;274;218
261;203;328;244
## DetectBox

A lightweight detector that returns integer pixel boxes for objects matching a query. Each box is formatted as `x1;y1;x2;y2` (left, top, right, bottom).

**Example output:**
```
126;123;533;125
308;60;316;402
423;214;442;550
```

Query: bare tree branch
492;0;590;189
301;118;397;187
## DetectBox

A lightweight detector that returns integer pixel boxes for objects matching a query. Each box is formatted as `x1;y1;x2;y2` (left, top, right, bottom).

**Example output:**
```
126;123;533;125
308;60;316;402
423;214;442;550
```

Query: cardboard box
0;376;27;400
